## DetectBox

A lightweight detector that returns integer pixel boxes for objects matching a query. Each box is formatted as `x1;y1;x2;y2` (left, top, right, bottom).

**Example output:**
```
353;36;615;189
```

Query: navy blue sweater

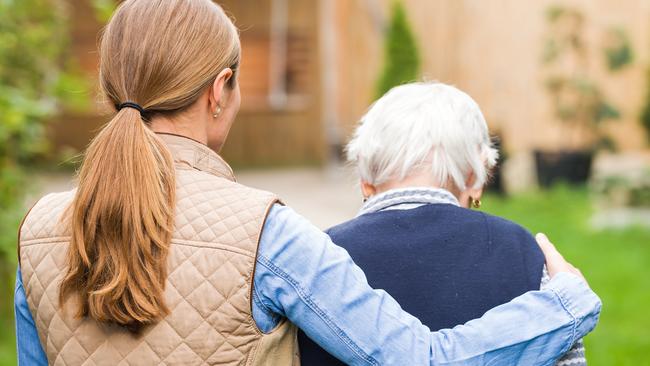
298;203;545;365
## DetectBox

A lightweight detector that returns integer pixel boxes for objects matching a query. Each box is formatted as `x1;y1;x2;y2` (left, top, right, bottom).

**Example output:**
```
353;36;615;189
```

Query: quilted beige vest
18;133;299;366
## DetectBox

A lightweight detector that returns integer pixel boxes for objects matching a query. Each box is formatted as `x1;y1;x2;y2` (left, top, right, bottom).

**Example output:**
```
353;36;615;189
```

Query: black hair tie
117;101;145;116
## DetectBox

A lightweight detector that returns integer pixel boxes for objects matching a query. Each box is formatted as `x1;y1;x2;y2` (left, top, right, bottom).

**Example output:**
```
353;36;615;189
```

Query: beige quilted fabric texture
19;134;299;366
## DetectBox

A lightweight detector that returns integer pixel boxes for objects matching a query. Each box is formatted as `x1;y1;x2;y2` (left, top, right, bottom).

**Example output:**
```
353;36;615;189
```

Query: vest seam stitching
246;197;280;337
170;240;255;257
21;238;257;258
20;238;70;246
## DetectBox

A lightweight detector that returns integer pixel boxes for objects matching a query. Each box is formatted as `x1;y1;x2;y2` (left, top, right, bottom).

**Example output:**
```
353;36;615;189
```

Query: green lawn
483;187;650;365
0;187;648;365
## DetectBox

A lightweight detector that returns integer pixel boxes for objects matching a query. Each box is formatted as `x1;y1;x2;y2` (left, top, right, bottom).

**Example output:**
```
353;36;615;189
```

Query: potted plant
537;6;632;187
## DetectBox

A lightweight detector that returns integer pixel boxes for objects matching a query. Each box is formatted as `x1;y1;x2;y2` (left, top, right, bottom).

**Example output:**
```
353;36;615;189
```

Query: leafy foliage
0;0;88;295
0;2;95;361
375;2;420;99
91;0;118;23
541;6;631;151
604;28;634;71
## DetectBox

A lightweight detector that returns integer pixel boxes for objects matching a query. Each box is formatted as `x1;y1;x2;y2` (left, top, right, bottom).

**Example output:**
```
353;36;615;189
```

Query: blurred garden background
1;0;650;365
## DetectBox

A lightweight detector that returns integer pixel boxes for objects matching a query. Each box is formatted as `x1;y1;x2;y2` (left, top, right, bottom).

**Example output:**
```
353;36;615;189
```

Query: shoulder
479;211;545;287
259;204;347;266
328;205;540;252
477;211;542;257
21;190;76;242
327;204;483;237
263;204;316;237
326;213;375;238
479;211;535;242
30;190;76;213
175;169;279;214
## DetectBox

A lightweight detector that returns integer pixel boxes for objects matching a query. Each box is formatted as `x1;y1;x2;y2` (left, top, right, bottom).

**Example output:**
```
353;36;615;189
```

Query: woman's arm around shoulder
252;204;601;365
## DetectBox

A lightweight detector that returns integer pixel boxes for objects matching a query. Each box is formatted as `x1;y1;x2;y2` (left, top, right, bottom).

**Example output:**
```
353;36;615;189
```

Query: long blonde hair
60;0;240;333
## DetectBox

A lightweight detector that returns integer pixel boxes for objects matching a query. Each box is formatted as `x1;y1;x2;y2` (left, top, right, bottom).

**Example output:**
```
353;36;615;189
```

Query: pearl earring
213;106;222;118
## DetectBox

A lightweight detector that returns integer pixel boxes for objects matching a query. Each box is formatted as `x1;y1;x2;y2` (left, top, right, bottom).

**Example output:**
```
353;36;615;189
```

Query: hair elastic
117;101;145;116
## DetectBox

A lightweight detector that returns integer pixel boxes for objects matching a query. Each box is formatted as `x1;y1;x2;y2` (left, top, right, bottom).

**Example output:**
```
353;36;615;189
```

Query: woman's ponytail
60;107;175;332
58;0;241;333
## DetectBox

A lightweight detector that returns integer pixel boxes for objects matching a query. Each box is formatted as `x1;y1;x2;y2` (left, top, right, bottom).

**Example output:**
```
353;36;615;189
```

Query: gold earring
471;197;481;209
213;106;222;118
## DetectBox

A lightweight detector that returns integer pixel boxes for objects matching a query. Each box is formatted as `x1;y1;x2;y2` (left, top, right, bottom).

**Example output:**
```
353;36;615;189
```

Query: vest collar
156;133;236;182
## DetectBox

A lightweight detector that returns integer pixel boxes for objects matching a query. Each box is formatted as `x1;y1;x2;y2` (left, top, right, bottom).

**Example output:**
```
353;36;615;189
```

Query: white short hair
347;82;498;191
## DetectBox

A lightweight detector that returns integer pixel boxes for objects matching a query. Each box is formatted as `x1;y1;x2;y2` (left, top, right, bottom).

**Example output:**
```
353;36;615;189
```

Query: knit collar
156;133;236;182
358;187;460;216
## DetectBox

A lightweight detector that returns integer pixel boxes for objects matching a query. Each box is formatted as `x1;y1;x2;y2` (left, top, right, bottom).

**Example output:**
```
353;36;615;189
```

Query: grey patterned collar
358;187;460;216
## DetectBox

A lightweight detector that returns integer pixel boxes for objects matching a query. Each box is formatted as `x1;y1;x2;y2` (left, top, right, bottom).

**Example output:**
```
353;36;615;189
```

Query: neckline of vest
156;132;237;182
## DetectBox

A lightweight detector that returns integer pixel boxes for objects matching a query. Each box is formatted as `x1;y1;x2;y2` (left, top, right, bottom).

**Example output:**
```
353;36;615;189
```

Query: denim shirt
16;204;601;365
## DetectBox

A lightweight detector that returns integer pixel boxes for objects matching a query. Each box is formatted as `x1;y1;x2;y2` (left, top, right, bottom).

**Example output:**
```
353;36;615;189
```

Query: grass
0;186;647;365
484;187;650;365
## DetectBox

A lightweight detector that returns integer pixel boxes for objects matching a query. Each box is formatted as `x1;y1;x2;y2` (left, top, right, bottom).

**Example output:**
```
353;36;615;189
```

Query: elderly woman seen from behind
299;82;587;365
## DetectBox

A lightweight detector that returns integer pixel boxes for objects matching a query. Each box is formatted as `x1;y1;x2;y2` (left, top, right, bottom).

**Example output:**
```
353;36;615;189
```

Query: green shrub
0;0;90;251
375;1;420;99
0;2;103;360
0;2;89;352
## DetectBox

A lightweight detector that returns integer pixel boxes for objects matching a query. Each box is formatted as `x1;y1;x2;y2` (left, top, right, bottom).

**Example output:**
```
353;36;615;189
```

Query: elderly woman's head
347;82;498;208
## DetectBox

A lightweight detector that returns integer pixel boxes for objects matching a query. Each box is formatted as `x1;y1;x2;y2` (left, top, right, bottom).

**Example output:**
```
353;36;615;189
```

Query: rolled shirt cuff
545;272;602;346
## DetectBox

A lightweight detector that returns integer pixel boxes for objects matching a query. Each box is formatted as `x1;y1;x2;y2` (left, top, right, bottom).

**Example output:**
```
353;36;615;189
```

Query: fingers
536;233;557;256
536;232;560;277
536;232;588;285
536;232;564;266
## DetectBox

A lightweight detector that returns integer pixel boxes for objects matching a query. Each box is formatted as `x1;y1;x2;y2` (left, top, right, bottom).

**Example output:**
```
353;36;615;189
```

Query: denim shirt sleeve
14;267;48;366
542;266;588;365
253;204;602;365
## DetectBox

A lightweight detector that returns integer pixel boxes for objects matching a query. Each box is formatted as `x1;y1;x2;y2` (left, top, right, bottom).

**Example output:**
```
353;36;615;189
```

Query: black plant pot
534;149;594;188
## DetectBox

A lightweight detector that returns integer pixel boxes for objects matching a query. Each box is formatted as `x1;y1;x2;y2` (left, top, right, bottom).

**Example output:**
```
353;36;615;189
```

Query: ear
208;68;234;113
361;181;377;200
459;171;484;208
469;186;484;202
